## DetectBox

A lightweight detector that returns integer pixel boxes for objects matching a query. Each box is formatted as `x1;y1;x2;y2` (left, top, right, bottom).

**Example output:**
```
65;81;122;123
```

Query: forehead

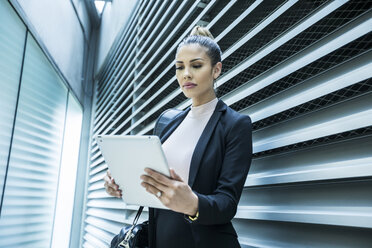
175;44;210;62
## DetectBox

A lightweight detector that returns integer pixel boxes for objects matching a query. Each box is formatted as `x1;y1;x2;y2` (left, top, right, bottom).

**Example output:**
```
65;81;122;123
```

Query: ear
213;62;222;79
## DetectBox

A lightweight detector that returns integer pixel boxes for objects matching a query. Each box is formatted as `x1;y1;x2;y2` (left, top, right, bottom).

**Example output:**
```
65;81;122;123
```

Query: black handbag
110;108;182;248
110;206;148;248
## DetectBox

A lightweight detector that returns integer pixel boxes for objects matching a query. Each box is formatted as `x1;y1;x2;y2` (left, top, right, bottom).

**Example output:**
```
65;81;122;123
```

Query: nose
183;67;191;79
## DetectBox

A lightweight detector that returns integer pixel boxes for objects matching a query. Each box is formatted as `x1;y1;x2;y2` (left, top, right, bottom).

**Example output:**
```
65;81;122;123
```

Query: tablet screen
97;135;170;209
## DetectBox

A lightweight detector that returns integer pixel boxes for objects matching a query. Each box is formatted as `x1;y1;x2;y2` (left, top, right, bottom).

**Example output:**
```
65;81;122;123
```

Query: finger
104;173;111;183
114;189;122;198
107;182;119;191
104;176;120;190
105;171;118;188
104;175;118;189
107;170;112;178
105;185;121;196
170;168;183;182
106;171;112;184
140;174;167;192
105;184;119;197
144;168;173;186
141;181;161;197
104;171;115;186
110;177;118;188
104;176;112;189
106;185;122;198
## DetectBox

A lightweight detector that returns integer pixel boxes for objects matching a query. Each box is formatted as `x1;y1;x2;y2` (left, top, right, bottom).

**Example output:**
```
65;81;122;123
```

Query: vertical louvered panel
0;33;68;247
85;0;372;247
0;0;26;210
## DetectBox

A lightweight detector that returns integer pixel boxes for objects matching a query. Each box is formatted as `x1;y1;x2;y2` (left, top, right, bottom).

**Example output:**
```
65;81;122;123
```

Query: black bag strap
132;206;144;226
153;108;183;137
119;206;144;247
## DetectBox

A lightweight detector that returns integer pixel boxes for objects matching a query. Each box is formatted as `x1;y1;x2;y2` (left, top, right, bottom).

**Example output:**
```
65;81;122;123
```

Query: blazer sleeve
193;115;252;225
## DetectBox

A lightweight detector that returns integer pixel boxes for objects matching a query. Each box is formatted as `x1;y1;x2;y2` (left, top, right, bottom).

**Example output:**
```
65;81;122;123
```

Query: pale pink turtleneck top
162;98;218;183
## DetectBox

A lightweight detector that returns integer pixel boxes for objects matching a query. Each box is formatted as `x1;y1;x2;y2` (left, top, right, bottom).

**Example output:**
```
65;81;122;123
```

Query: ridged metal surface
84;0;372;247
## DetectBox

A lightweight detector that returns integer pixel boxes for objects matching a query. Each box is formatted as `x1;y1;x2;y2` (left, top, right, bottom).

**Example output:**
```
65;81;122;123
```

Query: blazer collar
160;99;226;143
159;99;227;186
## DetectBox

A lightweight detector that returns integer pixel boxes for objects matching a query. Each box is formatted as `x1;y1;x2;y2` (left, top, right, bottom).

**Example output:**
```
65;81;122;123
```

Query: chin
182;91;194;99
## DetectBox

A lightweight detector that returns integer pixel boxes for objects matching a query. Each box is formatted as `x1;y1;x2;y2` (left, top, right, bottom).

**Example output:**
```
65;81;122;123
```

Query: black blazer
149;99;252;248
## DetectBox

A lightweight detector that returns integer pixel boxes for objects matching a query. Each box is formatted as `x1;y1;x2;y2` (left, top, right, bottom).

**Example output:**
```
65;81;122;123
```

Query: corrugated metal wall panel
83;0;372;247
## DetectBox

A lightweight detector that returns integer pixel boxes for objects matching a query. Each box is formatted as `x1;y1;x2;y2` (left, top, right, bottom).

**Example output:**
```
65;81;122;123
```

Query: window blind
0;0;26;210
0;33;68;247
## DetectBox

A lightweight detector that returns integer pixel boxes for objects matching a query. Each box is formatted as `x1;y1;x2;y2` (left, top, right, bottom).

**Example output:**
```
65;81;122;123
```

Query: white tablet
96;135;170;209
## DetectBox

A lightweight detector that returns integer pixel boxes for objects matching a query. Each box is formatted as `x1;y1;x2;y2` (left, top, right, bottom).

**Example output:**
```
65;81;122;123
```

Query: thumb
170;168;183;182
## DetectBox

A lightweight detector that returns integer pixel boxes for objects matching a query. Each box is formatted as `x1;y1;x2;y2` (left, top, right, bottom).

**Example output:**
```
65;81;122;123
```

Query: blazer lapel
188;100;226;187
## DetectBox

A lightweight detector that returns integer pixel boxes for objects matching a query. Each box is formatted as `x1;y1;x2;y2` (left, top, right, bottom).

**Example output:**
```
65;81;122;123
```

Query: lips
183;82;197;89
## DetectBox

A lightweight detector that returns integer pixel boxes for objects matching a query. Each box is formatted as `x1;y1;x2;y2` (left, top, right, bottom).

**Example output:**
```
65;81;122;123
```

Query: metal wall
83;0;372;247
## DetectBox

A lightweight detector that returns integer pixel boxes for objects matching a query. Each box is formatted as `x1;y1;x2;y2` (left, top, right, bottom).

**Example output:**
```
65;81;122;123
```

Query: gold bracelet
188;211;199;221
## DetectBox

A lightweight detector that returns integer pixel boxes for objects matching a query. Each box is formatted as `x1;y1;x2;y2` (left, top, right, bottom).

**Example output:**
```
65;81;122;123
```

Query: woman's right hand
104;170;122;198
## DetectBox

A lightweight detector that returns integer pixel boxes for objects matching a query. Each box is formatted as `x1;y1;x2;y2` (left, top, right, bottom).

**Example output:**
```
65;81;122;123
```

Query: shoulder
217;101;252;152
154;108;185;137
219;101;252;132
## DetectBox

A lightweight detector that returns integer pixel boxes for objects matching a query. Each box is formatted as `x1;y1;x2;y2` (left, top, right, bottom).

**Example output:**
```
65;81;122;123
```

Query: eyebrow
175;58;204;63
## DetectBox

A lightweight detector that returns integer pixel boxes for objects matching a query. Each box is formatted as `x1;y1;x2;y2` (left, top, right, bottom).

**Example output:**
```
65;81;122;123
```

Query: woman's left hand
140;168;198;216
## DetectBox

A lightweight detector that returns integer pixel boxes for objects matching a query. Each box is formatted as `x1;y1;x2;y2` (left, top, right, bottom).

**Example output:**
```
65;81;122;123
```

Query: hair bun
190;26;214;39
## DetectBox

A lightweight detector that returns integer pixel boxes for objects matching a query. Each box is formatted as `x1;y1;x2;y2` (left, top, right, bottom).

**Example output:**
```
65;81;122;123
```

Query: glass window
51;93;83;248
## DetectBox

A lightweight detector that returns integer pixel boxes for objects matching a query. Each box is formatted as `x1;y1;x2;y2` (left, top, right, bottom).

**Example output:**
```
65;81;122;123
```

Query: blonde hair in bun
177;26;221;65
190;25;214;39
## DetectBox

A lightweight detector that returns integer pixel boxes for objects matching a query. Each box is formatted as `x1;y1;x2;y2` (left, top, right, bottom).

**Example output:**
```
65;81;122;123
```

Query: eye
175;66;184;70
193;64;202;69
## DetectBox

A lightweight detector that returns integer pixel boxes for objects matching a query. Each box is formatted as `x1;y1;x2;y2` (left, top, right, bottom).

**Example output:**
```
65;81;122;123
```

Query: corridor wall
85;1;372;247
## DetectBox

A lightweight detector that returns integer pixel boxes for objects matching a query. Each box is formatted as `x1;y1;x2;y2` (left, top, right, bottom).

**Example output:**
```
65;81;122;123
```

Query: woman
104;26;252;248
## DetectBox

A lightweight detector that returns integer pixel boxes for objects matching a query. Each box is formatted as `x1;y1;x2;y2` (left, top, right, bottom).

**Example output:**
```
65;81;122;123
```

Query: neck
192;91;216;107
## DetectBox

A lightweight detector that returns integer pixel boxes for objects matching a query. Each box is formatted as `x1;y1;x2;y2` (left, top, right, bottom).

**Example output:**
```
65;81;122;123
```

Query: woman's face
175;44;222;106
